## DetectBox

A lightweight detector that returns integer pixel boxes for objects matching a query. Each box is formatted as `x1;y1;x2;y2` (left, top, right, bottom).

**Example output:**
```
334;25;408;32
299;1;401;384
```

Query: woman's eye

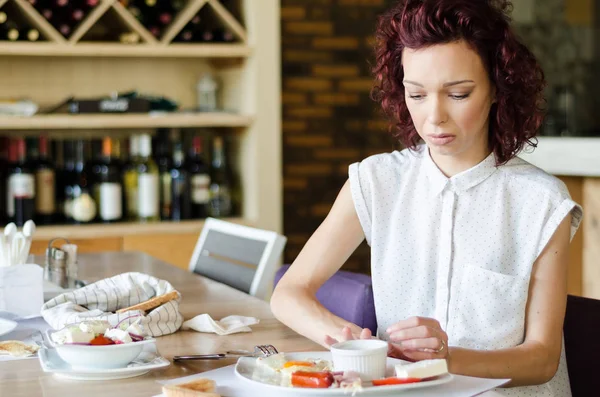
450;94;470;100
409;94;424;100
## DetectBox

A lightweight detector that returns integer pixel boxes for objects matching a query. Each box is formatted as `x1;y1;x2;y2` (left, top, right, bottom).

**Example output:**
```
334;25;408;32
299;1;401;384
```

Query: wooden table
0;251;322;397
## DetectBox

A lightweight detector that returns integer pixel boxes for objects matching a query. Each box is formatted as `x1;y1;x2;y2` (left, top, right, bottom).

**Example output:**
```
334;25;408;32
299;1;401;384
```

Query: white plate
235;351;453;396
39;343;170;380
0;318;18;337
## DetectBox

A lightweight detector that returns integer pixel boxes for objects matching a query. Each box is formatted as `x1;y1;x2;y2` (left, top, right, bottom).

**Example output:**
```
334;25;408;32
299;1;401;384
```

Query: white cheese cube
65;328;95;344
104;328;133;344
79;320;111;335
395;359;448;379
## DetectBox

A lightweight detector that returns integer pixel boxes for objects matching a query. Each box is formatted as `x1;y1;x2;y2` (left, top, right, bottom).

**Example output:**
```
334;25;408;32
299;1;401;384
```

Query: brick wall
281;0;398;273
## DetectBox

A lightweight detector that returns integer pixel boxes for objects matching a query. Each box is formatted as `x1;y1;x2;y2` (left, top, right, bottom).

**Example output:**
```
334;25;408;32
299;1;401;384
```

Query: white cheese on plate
104;328;133;344
395;359;448;379
79;320;111;335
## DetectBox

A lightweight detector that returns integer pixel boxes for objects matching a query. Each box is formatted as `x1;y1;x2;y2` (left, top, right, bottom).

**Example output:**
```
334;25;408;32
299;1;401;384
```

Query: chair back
274;265;377;334
189;218;286;300
563;294;600;396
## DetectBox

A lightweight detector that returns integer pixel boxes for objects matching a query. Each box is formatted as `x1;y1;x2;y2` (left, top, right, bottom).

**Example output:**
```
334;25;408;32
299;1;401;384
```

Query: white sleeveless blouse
348;145;583;396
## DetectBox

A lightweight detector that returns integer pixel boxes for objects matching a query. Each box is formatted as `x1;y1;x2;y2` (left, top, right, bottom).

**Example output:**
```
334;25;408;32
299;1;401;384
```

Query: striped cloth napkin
40;272;183;337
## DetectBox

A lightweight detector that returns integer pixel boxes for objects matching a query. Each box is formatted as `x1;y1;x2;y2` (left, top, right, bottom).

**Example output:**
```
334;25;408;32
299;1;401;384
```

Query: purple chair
274;265;377;334
563;294;600;396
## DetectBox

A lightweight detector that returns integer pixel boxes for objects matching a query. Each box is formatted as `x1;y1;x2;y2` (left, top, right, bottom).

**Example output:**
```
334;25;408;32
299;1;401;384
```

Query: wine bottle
170;140;191;221
0;137;9;224
158;12;172;25
25;28;40;42
213;28;235;43
176;29;193;42
34;135;56;225
62;140;76;222
172;0;186;11
124;135;139;220
52;139;65;224
154;130;172;221
188;136;210;218
199;29;214;42
58;24;71;37
96;137;124;223
8;138;35;227
71;8;85;22
41;9;53;21
70;139;97;224
2;20;20;41
208;136;232;217
148;25;160;37
136;134;159;222
190;15;201;26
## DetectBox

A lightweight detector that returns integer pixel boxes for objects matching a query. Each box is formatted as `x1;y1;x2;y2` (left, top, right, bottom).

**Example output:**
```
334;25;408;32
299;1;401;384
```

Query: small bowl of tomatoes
45;319;155;370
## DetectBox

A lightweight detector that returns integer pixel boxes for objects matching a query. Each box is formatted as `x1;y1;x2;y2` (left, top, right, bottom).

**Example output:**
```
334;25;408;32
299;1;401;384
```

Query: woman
271;0;583;396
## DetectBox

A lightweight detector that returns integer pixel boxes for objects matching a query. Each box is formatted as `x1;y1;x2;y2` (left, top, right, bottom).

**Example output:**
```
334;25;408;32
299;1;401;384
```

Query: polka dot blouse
348;144;583;397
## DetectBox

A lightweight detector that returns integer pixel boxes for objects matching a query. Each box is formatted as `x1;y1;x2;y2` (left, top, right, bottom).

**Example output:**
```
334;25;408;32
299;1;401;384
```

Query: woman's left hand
324;326;373;346
386;316;449;361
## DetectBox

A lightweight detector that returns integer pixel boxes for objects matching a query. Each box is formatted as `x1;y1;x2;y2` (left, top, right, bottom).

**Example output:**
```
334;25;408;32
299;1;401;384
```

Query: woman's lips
428;134;456;145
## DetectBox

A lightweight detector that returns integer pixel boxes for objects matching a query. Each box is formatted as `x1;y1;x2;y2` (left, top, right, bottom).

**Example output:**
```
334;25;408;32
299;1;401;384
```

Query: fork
173;344;278;361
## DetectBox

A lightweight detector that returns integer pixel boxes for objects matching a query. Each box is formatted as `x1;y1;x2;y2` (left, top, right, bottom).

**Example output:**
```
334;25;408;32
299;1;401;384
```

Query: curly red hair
371;0;546;165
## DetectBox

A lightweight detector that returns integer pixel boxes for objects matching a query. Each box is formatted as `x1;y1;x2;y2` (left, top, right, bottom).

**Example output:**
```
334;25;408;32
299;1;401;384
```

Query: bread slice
0;340;40;357
162;378;220;397
116;290;180;314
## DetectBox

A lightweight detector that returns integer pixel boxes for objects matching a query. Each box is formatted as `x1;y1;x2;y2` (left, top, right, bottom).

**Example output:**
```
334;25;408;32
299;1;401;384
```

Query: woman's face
402;40;495;166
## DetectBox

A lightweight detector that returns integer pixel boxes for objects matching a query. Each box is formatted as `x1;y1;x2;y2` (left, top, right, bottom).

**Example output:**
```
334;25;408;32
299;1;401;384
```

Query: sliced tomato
89;335;115;345
372;377;422;386
291;371;334;388
283;361;315;368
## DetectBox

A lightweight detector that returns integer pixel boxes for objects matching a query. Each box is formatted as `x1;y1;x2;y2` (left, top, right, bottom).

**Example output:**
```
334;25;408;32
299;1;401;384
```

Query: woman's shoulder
498;155;571;199
352;146;424;175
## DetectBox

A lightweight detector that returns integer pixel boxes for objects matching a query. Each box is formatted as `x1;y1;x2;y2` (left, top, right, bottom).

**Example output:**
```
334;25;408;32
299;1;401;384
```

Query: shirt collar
421;145;498;197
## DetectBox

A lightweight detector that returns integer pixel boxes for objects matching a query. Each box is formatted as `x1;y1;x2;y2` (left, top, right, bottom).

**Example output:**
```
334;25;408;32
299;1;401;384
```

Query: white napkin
182;314;259;336
41;272;183;337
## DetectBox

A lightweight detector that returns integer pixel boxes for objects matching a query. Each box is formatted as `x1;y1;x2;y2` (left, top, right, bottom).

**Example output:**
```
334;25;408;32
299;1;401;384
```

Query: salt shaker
45;238;69;289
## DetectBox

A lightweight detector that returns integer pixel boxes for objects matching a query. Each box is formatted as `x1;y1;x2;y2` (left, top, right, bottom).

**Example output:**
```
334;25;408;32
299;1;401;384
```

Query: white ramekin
330;339;388;380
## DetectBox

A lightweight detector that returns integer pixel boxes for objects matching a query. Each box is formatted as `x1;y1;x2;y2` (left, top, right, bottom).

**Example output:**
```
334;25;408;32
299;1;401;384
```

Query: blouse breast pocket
449;264;530;350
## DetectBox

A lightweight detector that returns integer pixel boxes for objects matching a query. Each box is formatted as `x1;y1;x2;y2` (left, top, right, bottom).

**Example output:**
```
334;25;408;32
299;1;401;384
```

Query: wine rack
0;0;249;57
0;0;282;260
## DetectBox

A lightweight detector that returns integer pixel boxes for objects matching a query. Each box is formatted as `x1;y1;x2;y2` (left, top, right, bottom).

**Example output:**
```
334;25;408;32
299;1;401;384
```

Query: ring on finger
434;338;446;354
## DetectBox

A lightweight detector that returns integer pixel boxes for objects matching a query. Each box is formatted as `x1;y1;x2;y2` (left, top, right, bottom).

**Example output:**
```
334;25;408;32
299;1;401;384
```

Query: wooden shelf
0;113;253;130
33;218;249;240
0;42;252;58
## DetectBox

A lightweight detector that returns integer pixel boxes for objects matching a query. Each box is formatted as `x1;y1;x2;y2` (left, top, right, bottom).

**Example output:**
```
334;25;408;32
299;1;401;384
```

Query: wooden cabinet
582;178;600;298
557;176;600;298
122;233;200;270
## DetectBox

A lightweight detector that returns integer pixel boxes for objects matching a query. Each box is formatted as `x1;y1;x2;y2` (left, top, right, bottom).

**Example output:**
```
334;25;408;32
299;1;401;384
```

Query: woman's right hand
324;326;373;346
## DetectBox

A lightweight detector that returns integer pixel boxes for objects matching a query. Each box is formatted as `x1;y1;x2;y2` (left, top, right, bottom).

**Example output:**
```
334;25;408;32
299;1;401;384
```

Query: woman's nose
427;98;448;125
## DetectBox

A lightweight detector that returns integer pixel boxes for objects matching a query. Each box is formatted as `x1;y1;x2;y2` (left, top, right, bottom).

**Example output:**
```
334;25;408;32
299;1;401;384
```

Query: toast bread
116;290;180;313
162;378;220;397
0;340;40;357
